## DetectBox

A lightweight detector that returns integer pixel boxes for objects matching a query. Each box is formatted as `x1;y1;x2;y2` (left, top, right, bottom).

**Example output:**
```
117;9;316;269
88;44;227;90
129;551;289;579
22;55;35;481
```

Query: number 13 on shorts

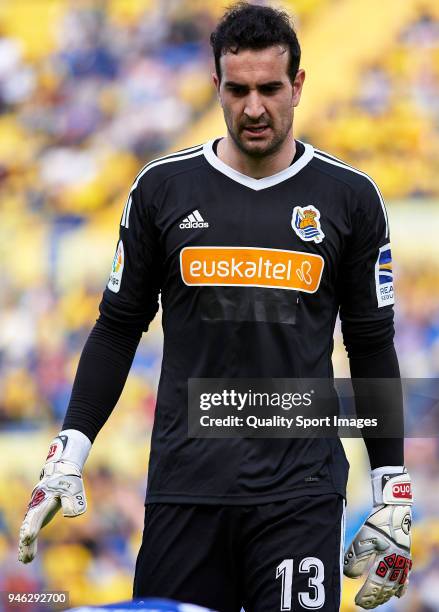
276;557;325;610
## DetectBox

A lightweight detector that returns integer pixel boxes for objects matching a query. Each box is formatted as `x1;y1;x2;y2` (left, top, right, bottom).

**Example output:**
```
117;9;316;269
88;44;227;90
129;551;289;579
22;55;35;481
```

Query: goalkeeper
19;3;412;611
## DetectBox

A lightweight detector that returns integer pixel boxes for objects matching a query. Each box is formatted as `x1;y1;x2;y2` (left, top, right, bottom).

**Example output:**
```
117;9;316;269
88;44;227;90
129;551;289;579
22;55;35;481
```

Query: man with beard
19;3;412;611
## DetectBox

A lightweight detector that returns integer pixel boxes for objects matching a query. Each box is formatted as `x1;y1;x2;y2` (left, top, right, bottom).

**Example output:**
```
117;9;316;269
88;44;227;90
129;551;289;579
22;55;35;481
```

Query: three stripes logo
121;195;132;229
119;143;204;229
179;209;209;229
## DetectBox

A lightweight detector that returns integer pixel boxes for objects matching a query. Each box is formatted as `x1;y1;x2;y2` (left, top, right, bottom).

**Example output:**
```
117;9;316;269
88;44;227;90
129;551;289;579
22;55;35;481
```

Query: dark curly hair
210;2;301;83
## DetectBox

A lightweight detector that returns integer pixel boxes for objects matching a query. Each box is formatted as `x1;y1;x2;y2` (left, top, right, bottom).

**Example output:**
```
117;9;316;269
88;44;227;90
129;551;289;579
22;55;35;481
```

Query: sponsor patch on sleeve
107;240;124;293
375;243;394;307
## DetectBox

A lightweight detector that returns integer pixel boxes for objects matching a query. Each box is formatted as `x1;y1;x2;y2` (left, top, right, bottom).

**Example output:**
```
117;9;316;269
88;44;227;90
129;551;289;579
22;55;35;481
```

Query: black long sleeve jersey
98;138;396;504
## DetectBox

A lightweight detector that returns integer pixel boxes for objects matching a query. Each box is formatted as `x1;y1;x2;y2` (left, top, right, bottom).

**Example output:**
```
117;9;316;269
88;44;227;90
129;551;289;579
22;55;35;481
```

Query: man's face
213;46;305;158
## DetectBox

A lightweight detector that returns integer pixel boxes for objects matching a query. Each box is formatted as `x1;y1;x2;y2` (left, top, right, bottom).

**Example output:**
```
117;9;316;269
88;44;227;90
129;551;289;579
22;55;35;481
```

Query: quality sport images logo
180;247;324;293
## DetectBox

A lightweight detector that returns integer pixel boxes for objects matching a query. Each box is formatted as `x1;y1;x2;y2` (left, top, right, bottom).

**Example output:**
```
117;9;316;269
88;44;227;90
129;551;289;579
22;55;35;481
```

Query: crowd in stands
0;1;438;610
0;1;215;220
305;5;439;199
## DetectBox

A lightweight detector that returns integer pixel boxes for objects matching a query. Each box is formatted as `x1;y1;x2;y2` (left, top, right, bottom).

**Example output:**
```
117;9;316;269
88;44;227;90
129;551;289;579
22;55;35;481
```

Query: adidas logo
179;209;209;229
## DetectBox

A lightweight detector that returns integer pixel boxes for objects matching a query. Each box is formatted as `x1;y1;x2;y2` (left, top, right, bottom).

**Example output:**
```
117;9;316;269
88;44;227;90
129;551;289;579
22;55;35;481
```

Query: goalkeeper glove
18;429;91;564
343;466;413;609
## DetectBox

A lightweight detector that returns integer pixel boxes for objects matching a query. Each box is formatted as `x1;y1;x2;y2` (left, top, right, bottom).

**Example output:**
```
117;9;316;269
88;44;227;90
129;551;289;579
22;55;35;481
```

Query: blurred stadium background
0;0;438;610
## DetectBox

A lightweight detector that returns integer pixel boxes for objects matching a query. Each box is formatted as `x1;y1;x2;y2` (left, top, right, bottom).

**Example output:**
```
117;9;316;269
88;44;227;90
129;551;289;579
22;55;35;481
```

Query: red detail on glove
384;553;396;567
46;443;57;460
376;555;411;581
399;560;412;585
28;489;46;508
392;483;412;499
390;570;400;581
376;561;388;577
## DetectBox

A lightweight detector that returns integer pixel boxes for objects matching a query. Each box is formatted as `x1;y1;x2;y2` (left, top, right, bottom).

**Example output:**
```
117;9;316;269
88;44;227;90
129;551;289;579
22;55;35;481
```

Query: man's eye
228;86;247;95
260;86;281;95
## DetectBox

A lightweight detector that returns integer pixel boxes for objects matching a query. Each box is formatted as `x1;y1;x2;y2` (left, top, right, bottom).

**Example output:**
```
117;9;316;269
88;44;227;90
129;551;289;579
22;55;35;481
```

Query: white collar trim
203;138;314;191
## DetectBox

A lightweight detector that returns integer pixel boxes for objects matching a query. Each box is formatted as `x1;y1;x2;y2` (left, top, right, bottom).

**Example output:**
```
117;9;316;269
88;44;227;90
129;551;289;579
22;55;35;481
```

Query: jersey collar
203;138;314;191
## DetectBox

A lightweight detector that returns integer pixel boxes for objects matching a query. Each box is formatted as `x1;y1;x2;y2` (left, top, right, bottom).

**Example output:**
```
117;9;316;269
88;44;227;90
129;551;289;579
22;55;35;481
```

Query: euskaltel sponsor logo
180;246;325;293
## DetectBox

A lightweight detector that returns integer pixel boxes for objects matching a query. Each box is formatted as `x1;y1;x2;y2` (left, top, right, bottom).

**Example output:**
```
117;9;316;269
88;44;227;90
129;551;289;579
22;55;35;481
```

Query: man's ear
212;72;221;102
292;68;305;107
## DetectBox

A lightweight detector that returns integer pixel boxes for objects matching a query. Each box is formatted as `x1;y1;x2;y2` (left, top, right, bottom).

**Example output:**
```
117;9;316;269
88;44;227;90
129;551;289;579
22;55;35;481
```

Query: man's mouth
243;125;270;135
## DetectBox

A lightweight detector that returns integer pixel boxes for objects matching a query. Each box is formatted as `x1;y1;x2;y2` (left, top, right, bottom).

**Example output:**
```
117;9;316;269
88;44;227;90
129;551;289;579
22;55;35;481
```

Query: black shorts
133;493;346;612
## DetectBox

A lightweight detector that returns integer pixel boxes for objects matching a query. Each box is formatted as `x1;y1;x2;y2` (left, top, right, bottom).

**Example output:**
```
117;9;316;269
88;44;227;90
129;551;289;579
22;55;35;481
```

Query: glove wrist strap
45;429;91;471
371;465;413;506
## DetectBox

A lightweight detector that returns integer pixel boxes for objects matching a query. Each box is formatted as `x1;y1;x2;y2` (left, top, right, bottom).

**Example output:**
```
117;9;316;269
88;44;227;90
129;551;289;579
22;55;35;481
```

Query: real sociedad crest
291;205;325;244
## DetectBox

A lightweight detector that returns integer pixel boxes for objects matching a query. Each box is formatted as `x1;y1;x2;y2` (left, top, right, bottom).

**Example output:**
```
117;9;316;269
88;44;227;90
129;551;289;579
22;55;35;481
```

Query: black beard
227;122;290;159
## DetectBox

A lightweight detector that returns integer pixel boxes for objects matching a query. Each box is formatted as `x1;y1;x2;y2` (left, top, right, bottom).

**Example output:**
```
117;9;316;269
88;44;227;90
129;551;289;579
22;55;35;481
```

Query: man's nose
243;92;265;120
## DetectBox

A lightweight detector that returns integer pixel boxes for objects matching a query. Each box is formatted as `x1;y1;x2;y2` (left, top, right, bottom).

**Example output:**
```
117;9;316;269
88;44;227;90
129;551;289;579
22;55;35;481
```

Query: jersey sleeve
338;178;395;357
99;173;162;331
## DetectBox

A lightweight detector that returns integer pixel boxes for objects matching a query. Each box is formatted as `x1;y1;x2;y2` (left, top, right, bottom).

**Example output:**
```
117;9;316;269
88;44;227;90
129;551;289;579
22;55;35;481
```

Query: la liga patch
375;243;394;307
108;240;124;294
